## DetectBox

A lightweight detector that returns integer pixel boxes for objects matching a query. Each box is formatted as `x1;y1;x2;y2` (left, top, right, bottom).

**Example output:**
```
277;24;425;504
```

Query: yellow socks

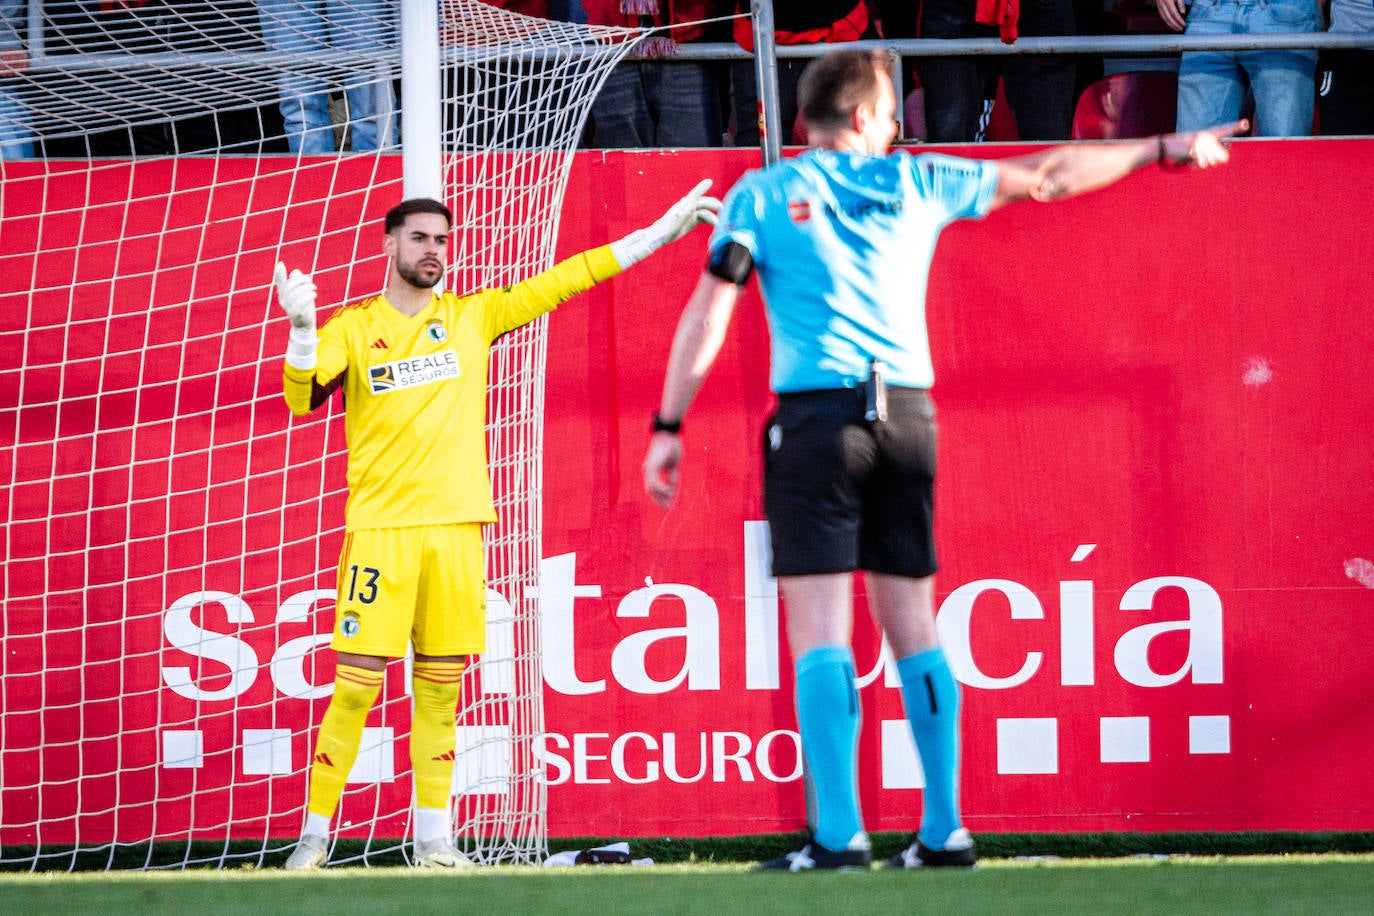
410;660;465;810
306;664;384;819
304;660;464;827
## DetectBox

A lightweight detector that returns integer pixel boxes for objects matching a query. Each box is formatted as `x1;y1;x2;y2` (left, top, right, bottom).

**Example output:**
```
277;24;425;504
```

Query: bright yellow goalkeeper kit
284;245;621;529
280;246;622;841
273;183;719;871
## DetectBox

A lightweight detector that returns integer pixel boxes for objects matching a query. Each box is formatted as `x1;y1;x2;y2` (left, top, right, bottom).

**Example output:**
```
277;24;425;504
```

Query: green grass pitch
4;855;1373;916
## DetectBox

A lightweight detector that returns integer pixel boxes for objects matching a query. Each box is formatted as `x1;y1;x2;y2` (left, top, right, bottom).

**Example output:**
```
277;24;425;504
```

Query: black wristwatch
652;413;682;435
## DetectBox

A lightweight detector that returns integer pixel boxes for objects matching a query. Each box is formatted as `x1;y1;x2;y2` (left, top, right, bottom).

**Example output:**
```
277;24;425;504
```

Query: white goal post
0;0;643;869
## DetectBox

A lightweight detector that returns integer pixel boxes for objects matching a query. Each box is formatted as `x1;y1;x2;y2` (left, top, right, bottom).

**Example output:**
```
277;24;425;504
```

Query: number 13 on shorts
344;563;381;604
332;525;489;658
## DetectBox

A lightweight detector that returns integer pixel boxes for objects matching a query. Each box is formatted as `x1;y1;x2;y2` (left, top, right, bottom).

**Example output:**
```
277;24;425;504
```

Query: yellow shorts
331;523;487;658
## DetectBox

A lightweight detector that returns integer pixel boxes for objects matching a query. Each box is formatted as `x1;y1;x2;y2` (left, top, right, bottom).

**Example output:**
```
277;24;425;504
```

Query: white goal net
0;0;641;869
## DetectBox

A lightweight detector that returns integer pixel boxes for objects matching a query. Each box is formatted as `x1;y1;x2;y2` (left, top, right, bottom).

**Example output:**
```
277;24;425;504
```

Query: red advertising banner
540;143;1374;837
2;143;1372;845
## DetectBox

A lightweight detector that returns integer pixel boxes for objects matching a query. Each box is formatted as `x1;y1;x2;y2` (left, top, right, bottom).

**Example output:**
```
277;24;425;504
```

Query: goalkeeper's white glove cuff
285;324;318;370
610;179;720;271
609;230;655;270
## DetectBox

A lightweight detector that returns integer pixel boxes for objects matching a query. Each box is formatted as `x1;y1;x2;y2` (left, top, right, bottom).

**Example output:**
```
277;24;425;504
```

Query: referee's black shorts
763;386;937;579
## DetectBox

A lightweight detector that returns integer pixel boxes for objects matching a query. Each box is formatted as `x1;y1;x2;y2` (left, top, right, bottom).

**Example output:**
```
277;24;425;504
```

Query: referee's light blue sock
795;645;864;851
896;646;963;849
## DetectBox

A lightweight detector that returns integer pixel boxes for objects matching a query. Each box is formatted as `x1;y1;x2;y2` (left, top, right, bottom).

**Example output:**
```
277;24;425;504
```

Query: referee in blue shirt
643;47;1242;871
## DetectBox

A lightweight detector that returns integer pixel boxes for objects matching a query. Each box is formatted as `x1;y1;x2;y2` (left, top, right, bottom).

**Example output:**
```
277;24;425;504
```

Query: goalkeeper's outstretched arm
483;180;721;338
609;179;720;269
277;182;721;408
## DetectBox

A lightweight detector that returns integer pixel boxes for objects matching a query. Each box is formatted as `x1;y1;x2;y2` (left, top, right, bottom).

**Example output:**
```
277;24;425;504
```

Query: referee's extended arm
990;120;1248;209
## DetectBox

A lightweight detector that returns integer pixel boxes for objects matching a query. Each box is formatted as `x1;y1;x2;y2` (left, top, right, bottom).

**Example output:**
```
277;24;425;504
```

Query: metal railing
14;0;1371;162
681;29;1374;162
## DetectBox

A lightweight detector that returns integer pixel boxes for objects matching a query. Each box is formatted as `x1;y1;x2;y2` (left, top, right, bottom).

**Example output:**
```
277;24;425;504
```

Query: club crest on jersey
425;320;448;343
788;199;811;223
339;612;361;638
369;349;460;394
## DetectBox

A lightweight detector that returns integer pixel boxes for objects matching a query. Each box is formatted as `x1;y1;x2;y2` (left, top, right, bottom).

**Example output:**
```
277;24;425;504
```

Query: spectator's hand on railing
1156;0;1188;32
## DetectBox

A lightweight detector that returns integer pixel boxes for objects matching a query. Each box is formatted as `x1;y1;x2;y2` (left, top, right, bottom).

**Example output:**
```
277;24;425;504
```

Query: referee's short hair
384;198;453;233
798;48;893;133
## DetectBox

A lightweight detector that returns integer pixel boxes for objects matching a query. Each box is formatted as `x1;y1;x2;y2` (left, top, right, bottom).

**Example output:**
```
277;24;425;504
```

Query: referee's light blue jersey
710;148;999;393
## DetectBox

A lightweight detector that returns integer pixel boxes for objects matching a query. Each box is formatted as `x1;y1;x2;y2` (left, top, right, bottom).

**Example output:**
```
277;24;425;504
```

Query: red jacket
480;0;552;17
581;0;727;43
731;0;870;52
976;0;1019;43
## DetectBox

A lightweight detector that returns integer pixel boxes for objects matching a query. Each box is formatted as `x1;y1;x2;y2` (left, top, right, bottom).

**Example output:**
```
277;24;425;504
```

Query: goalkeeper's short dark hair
385;198;454;233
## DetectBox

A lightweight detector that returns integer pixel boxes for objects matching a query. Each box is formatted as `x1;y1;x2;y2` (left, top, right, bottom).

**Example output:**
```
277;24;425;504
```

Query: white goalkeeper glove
610;179;721;269
274;261;319;370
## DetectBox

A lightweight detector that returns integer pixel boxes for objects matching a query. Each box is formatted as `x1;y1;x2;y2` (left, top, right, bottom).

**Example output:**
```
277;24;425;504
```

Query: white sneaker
415;837;475;868
283;833;329;871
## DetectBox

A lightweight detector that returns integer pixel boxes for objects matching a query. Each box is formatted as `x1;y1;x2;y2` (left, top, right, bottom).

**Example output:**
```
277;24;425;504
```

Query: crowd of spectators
0;0;1368;161
3;0;397;157
0;0;36;157
9;1;291;156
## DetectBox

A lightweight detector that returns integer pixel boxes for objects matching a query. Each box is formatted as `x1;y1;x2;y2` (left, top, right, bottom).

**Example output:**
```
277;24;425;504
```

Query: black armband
707;241;754;285
652;413;682;435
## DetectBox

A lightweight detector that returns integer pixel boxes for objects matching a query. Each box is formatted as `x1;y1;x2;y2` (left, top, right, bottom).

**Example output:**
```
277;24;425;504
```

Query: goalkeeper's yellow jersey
284;245;621;530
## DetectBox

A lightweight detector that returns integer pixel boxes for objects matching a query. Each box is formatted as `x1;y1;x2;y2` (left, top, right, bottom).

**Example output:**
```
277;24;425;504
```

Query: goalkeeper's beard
397;257;444;290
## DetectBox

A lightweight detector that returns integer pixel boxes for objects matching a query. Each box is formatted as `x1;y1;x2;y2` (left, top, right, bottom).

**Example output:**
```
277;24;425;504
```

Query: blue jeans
258;0;397;152
1176;0;1320;137
590;60;723;149
0;86;34;159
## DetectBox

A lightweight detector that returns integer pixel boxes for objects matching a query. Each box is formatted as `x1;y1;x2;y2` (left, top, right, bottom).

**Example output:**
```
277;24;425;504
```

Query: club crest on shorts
339;612;361;638
424;320;448;343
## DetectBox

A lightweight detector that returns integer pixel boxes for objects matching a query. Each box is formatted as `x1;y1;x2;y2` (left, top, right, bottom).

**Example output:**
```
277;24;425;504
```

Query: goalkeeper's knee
329;664;385;714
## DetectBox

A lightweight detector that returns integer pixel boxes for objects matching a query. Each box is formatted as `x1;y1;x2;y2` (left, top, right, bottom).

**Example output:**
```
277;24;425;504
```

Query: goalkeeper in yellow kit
275;185;718;870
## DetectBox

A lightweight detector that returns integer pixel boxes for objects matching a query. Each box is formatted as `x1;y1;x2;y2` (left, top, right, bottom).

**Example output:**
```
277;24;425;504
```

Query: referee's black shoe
757;833;872;872
886;827;978;869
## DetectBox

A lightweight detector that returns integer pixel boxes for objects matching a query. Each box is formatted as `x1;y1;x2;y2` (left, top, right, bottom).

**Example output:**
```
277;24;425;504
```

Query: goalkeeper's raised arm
269;185;716;872
277;184;718;416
